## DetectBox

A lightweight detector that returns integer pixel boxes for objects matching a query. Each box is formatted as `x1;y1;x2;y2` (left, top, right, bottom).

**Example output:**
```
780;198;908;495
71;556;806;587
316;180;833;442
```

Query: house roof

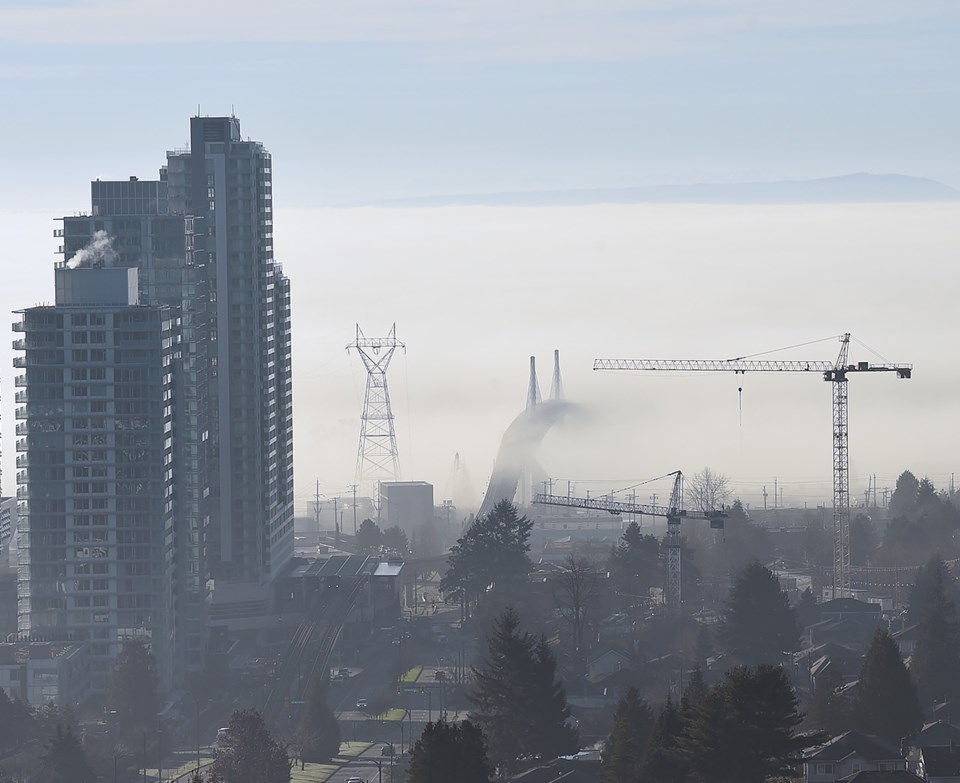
916;721;960;748
589;647;632;666
893;624;921;642
820;598;882;614
922;746;960;777
805;731;902;762
838;771;924;783
795;642;864;663
587;667;642;688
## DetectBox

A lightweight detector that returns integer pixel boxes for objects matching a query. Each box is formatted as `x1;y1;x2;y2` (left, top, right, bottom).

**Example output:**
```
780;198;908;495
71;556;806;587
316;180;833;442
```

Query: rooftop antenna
347;324;405;497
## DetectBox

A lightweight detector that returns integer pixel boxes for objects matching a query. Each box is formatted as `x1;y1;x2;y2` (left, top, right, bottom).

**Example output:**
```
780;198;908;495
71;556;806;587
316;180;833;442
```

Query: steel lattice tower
348;324;405;494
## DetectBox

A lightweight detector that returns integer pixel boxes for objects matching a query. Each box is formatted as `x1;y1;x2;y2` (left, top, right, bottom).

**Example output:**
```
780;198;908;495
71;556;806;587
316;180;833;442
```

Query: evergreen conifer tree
856;629;922;744
911;558;960;704
470;608;577;773
297;678;341;762
40;724;95;783
211;708;291;783
721;562;799;664
601;687;653;783
408;720;493;783
682;665;814;783
110;640;158;734
643;697;688;783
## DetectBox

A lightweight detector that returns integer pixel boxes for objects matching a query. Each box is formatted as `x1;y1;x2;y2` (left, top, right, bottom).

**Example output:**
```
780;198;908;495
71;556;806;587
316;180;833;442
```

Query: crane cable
726;334;840;362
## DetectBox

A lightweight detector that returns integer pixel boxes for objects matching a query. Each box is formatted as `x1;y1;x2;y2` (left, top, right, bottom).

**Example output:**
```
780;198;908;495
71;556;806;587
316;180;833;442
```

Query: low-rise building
804;732;906;783
0;642;88;707
918;746;960;783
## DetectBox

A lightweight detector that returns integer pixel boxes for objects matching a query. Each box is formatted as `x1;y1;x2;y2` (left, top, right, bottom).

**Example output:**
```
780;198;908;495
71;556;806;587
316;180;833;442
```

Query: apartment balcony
11;339;25;351
53;228;64;238
16;470;27;484
15;423;27;436
15;438;28;452
12;321;25;332
14;374;26;387
14;390;27;404
13;356;25;367
16;454;28;468
14;406;27;420
16;487;29;500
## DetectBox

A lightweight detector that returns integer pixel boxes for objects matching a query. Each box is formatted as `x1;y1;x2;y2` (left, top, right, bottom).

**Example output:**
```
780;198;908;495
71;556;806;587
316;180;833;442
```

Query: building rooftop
805;731;902;762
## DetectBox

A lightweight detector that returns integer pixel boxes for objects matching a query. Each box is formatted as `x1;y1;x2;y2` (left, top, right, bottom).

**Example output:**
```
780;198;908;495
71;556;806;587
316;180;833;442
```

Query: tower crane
534;470;725;611
594;333;912;597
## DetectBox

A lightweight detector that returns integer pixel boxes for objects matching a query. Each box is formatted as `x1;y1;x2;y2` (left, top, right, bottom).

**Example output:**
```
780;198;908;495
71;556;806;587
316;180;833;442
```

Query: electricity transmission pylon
347;324;404;495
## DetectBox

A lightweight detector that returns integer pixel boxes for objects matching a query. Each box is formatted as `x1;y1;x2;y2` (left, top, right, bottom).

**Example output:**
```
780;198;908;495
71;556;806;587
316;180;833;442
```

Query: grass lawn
401;666;423;683
290;762;338;782
381;708;407;722
337;741;373;758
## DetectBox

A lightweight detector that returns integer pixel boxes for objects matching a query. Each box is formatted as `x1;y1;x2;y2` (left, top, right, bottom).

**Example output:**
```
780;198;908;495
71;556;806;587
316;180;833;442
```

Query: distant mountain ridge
361;173;960;207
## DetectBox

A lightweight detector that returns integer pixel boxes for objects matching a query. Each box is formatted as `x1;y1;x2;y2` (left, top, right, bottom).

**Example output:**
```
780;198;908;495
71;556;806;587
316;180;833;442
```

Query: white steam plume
65;230;117;269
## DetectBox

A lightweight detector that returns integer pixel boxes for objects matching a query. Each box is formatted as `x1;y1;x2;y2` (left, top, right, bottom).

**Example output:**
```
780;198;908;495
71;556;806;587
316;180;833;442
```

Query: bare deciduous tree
553;555;606;680
686;467;732;512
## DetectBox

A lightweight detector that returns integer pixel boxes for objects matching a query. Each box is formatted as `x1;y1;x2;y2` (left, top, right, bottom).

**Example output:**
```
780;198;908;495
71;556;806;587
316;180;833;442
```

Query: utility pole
763;485;768;510
334;497;340;541
314;479;322;534
774;478;778;509
350;484;359;535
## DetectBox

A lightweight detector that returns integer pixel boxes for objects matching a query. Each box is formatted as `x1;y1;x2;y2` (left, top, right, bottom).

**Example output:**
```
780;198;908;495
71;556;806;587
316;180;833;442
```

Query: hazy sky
1;1;959;211
1;2;958;513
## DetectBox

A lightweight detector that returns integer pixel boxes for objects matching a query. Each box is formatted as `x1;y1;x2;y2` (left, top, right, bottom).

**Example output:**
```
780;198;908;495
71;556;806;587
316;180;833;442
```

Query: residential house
587;648;632;679
914;721;960;750
820;598;884;622
806;615;883;652
893;625;921;659
839;772;924;783
793;642;864;695
917;746;960;783
804;731;906;783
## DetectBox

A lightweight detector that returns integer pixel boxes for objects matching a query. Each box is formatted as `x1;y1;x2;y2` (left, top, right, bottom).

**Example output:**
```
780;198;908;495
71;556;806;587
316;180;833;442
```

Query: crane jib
594;359;912;376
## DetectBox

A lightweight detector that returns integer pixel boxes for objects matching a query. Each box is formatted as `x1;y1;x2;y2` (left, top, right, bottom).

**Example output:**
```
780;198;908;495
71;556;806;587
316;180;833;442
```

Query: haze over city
1;3;960;783
1;2;958;511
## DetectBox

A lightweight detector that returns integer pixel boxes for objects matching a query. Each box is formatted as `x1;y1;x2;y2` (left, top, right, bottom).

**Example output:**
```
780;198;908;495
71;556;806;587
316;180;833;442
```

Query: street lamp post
196;698;201;772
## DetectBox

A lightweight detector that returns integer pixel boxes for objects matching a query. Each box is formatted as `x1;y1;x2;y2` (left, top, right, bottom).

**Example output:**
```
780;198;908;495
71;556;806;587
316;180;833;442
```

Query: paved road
327;745;402;783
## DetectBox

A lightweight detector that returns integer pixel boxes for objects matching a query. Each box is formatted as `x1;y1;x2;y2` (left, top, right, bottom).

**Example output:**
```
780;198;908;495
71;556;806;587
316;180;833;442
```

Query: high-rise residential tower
51;115;294;685
164;116;294;585
14;265;179;692
62;116;294;584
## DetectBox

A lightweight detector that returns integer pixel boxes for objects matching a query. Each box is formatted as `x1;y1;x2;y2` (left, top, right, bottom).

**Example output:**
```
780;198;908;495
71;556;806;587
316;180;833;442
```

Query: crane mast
534;471;726;611
594;333;911;597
